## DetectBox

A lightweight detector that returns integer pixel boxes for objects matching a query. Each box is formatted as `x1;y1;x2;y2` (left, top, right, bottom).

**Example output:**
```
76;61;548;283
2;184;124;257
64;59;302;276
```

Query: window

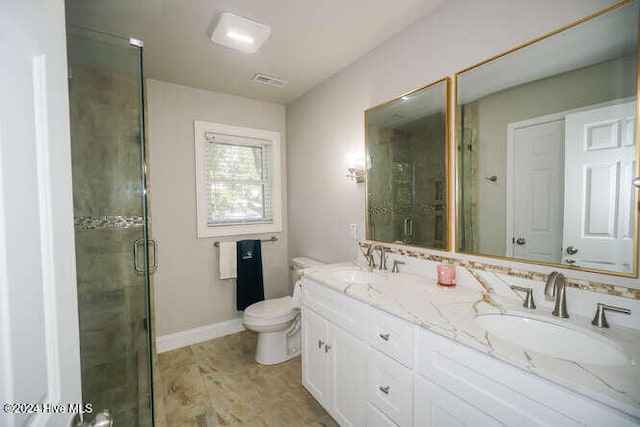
194;121;282;238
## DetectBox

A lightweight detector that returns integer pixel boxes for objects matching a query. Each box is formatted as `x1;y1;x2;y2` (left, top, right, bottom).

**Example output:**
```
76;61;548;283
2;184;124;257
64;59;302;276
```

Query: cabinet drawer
367;306;415;368
367;348;413;426
303;278;367;338
366;403;398;427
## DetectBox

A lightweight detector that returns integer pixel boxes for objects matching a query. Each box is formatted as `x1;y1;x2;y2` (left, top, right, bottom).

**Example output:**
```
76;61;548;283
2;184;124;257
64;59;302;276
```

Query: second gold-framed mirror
366;77;450;250
455;0;639;277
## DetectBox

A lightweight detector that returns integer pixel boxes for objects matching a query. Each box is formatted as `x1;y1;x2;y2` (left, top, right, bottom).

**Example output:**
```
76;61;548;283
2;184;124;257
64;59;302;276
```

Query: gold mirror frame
365;77;451;251
454;0;640;278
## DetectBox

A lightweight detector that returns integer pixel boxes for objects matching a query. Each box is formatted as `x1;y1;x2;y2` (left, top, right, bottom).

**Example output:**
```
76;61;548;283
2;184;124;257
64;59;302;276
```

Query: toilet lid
244;296;295;318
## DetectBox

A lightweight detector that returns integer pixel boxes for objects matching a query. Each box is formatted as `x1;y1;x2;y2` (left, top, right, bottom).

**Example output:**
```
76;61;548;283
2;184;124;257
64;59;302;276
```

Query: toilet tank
291;257;324;303
291;257;325;285
291;257;325;281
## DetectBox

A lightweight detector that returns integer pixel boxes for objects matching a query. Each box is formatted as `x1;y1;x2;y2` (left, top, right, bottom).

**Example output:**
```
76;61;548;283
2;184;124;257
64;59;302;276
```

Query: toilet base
255;328;301;365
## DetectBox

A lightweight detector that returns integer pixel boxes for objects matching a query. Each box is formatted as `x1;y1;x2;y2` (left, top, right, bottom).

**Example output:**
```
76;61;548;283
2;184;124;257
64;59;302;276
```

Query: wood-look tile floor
155;330;338;427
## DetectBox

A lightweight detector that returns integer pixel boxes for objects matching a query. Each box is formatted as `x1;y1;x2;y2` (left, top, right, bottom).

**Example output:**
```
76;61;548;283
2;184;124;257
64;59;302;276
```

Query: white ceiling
65;0;445;104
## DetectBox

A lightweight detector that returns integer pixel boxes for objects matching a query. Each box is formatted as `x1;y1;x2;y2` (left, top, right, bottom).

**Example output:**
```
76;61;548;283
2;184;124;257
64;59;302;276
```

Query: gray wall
147;79;288;336
287;0;640;288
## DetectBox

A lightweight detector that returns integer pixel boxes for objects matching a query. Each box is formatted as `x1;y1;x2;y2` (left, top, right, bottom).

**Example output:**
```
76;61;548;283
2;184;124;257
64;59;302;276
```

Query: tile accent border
156;317;246;353
74;215;145;230
360;243;640;300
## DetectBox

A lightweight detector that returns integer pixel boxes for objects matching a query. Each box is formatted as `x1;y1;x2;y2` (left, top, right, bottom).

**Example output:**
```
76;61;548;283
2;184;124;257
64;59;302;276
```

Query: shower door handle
149;238;158;272
133;238;145;272
133;238;158;272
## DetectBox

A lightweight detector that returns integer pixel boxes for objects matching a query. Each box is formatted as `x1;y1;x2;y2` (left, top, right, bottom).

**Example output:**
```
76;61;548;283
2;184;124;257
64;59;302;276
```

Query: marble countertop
303;262;640;420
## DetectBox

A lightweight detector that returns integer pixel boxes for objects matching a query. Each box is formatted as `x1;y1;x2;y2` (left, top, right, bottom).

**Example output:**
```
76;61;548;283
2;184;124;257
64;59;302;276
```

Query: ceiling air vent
251;73;289;88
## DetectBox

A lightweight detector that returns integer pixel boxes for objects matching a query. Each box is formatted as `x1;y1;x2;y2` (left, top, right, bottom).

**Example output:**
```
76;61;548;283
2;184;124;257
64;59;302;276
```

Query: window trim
194;120;282;238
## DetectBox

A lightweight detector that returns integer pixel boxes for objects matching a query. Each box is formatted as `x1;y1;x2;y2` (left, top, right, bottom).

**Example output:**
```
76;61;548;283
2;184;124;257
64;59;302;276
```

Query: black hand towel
236;239;265;311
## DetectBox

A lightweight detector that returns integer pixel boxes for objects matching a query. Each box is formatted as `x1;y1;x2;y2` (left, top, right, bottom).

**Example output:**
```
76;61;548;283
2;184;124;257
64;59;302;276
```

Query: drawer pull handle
379;333;390;341
324;344;332;353
318;340;325;349
379;385;390;395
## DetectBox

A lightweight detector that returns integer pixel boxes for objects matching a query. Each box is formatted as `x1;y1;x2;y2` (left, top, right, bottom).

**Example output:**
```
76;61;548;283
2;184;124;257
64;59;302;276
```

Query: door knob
565;258;576;264
318;340;324;349
566;246;578;255
633;177;640;188
515;237;526;245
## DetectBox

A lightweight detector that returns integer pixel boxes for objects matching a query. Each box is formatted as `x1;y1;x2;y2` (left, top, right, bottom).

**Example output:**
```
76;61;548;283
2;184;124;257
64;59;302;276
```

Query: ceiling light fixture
210;12;271;53
226;31;254;44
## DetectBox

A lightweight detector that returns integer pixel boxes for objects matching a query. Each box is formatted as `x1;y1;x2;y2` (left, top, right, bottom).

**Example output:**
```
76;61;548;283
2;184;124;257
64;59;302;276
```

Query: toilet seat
243;296;297;326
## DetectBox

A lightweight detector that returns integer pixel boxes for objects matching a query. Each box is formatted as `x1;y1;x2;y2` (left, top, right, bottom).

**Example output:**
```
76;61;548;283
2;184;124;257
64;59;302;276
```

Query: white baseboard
156;317;246;353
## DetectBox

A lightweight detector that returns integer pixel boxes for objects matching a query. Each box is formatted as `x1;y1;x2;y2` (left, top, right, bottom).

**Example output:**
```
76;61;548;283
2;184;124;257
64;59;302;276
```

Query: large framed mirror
456;0;639;276
366;78;450;250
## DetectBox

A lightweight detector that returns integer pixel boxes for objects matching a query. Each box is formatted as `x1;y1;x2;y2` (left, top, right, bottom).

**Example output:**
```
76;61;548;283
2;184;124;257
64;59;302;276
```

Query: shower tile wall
367;112;446;248
69;64;151;426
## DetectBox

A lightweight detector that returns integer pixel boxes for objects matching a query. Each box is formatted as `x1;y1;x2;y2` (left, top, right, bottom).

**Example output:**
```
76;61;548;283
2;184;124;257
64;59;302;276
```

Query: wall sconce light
346;167;365;183
346;153;366;183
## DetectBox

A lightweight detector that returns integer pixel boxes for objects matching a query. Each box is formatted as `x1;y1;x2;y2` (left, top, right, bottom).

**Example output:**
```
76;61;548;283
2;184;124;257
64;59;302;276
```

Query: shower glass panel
66;26;154;426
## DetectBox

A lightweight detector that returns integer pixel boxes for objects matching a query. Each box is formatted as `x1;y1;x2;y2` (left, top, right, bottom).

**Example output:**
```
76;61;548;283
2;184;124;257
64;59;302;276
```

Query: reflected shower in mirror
456;0;638;276
366;78;449;250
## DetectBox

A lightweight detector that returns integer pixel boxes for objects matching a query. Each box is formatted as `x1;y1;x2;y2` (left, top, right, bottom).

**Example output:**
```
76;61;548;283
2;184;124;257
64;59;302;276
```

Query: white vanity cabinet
302;281;367;426
301;276;639;426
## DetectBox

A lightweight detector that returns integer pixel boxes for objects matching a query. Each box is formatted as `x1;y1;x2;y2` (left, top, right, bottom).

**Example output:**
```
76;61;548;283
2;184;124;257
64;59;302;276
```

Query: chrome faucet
359;243;388;270
371;244;388;270
544;272;568;318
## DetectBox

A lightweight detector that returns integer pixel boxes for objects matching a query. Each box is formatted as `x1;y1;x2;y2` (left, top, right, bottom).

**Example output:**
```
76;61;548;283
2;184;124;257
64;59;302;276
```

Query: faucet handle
392;260;405;273
360;244;376;268
591;303;631;328
510;285;536;309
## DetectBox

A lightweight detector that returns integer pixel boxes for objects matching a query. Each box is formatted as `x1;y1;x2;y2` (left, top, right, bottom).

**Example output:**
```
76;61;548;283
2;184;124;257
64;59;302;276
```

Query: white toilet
243;257;324;365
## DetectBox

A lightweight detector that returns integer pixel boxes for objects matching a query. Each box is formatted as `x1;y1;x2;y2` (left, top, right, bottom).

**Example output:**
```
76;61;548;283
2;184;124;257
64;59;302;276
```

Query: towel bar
213;236;278;247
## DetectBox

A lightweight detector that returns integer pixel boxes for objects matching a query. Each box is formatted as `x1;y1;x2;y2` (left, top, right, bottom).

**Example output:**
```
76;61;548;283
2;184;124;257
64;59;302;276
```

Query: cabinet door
302;307;330;406
329;322;367;426
415;376;501;427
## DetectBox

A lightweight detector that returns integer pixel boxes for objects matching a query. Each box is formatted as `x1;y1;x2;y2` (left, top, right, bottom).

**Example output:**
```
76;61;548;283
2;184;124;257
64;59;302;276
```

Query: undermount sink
328;269;388;285
474;313;629;366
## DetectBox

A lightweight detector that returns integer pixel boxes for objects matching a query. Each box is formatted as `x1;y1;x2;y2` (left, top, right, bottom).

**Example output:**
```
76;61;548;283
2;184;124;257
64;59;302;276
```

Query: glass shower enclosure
66;26;154;426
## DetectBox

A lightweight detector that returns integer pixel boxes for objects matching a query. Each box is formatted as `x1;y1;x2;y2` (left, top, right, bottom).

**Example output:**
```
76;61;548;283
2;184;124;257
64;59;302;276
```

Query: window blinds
204;132;273;226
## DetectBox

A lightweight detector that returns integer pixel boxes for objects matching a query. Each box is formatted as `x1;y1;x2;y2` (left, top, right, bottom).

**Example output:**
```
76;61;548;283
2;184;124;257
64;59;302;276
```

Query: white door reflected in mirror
563;101;636;273
506;99;635;274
